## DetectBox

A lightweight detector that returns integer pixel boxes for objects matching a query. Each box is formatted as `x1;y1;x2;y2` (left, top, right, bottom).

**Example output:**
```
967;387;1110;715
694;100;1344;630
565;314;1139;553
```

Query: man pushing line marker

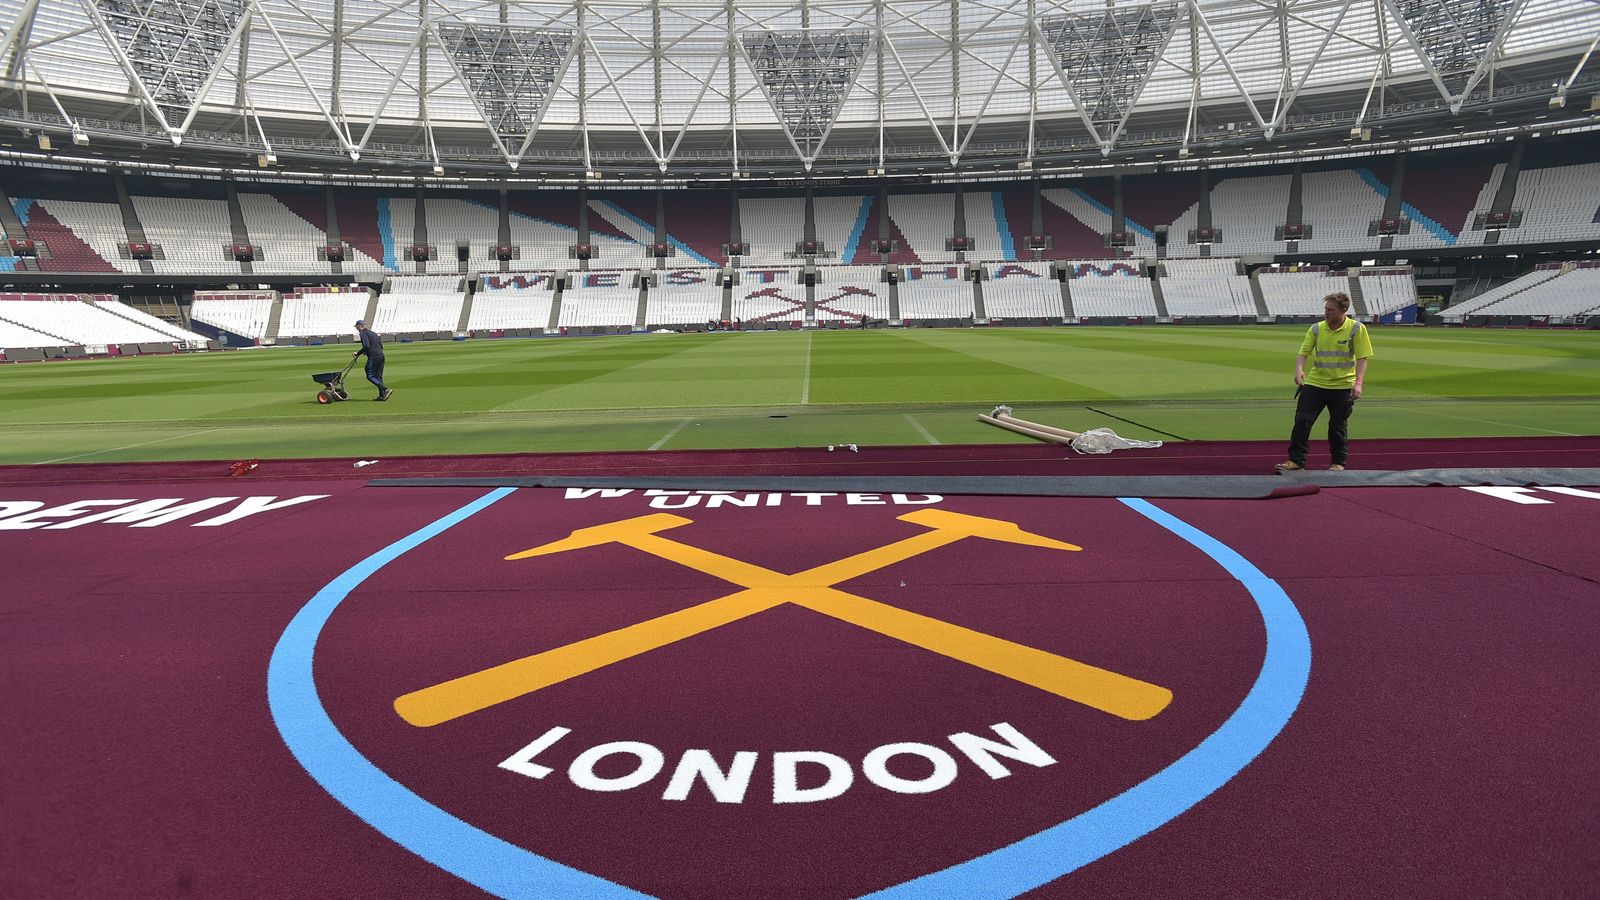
353;320;393;402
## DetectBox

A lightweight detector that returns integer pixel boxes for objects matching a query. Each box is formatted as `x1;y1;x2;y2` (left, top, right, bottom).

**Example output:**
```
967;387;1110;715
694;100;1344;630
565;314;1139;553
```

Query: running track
2;439;1597;898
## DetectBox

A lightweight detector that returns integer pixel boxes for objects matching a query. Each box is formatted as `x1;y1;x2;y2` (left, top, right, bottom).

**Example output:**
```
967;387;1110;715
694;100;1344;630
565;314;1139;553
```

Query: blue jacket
356;329;384;358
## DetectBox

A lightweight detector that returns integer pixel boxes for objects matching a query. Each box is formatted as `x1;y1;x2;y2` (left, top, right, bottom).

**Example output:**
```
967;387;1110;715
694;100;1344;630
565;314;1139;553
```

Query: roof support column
332;0;345;128
949;0;960;163
1025;0;1037;163
233;12;250;111
876;0;885;173
579;0;592;175
1180;5;1199;157
727;0;740;179
417;0;435;173
653;0;663;161
2;0;42;83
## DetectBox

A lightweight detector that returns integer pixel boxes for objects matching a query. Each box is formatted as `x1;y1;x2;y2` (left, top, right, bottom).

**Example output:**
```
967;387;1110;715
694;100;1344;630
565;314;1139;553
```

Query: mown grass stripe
2;327;1594;464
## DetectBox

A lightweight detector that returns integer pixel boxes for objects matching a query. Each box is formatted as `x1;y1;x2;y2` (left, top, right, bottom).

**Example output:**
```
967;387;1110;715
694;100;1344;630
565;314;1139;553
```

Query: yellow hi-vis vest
1299;318;1373;389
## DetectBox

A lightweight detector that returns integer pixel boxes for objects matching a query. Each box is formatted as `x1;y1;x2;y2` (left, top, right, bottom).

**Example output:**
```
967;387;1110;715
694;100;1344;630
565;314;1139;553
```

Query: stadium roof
1;0;1598;179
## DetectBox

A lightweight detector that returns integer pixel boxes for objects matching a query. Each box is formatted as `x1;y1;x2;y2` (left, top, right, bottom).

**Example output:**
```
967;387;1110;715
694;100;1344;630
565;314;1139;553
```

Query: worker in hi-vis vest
1278;292;1373;473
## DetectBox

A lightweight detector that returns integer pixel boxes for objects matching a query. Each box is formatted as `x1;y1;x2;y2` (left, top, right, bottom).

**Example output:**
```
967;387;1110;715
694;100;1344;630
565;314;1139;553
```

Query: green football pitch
2;326;1597;465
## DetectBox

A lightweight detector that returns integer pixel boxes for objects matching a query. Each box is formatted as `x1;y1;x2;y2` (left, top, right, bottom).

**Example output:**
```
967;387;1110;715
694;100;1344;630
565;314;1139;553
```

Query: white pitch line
648;417;694;451
36;428;220;464
800;331;813;405
904;412;940;445
1402;406;1578;436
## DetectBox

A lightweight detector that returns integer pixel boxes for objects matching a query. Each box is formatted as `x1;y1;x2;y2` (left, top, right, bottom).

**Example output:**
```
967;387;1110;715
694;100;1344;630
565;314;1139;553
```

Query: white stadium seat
374;276;467;332
983;264;1063;318
470;273;559;330
898;265;975;319
645;271;724;326
190;292;276;340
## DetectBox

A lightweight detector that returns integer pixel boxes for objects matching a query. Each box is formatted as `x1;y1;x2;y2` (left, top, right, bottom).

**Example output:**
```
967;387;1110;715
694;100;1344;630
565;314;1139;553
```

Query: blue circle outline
268;491;1310;899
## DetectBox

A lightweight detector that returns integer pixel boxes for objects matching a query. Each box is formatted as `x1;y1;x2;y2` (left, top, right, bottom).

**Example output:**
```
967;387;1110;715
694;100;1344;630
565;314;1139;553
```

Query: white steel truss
740;26;872;166
82;0;252;138
437;23;576;138
0;0;1594;173
1382;0;1527;112
1038;1;1180;153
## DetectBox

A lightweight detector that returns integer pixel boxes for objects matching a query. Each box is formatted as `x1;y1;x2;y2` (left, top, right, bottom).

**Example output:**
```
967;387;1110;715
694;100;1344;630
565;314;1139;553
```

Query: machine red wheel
316;391;332;404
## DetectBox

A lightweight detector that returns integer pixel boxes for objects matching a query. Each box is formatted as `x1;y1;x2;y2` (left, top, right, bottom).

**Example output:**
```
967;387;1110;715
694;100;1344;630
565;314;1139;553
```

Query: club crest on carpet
271;489;1308;898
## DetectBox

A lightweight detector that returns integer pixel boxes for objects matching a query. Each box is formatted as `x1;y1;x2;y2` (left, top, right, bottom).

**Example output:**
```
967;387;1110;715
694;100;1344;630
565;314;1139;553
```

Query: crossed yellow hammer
394;509;1172;728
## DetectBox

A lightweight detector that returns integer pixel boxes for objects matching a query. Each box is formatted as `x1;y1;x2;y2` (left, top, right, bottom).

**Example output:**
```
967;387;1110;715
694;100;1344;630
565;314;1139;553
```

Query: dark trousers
1288;384;1354;465
364;355;387;392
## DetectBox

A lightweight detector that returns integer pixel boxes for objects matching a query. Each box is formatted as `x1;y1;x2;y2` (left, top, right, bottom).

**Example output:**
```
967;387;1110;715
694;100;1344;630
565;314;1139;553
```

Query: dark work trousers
363;354;387;393
1288;384;1355;465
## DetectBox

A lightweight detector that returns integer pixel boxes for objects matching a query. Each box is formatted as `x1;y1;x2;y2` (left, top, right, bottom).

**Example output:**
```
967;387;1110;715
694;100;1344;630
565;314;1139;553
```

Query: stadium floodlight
1382;0;1518;112
1039;3;1180;154
87;0;250;135
741;28;872;165
432;164;444;176
437;24;575;141
71;127;88;146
